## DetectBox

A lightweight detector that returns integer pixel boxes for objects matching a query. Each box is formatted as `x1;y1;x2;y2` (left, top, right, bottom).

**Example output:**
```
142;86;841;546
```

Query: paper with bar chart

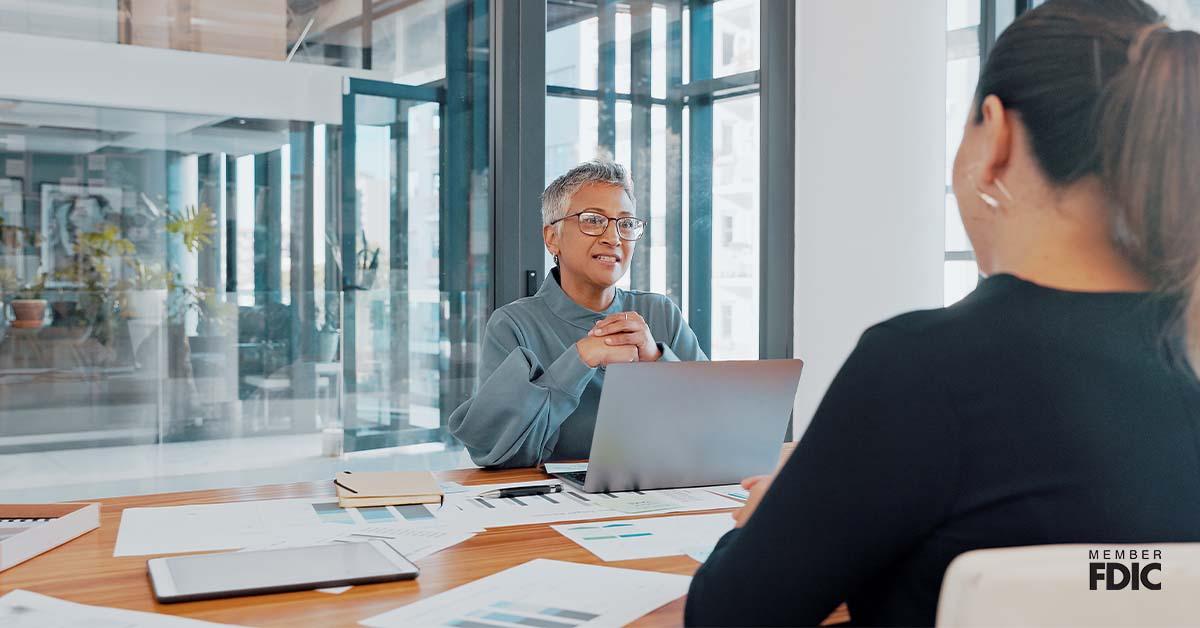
551;513;734;562
433;481;742;529
114;498;474;557
359;559;691;628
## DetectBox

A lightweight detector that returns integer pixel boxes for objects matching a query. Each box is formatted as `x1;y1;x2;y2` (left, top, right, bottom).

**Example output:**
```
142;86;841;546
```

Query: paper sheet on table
0;590;244;627
115;498;462;556
552;513;735;562
432;480;741;529
543;462;588;474
359;559;690;628
705;484;750;501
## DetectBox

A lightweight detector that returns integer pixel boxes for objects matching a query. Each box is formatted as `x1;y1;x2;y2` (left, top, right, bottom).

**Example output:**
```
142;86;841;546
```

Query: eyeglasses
550;211;647;241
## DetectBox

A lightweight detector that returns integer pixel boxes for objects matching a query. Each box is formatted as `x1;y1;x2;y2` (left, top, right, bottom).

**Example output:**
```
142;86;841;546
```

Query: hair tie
1129;23;1170;64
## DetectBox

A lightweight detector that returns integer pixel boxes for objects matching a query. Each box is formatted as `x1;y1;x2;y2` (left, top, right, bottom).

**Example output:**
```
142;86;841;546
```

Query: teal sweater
448;270;707;468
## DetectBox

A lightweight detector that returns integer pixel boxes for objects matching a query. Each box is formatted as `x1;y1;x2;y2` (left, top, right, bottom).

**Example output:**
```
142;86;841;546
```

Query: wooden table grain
0;466;849;626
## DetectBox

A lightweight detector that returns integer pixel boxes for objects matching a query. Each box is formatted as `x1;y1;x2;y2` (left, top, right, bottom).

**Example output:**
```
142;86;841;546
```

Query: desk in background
0;466;849;626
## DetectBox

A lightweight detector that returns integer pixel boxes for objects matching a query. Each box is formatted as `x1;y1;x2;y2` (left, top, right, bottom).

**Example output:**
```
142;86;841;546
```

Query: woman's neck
990;182;1152;293
557;268;617;312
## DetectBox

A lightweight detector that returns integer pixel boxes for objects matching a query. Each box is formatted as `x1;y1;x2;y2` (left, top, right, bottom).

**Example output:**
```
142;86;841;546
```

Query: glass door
340;78;448;453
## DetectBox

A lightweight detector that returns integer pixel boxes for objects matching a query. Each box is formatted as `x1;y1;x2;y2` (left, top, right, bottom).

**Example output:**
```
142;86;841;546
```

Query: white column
792;0;947;435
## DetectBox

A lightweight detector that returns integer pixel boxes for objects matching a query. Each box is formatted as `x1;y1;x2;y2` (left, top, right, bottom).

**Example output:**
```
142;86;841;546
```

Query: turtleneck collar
538;267;626;330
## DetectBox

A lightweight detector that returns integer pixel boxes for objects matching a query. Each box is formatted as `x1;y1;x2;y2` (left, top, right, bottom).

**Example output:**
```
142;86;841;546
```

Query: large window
544;0;762;359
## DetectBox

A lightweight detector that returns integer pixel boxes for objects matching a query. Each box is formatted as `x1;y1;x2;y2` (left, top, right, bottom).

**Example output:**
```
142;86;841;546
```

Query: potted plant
10;273;47;329
328;229;381;291
317;305;340;362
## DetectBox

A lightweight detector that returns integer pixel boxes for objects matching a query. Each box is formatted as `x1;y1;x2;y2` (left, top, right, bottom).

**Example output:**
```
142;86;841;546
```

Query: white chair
936;544;1200;627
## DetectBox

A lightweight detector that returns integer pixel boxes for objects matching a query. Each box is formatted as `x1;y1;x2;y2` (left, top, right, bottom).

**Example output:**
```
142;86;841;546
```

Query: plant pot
318;330;340;362
10;299;47;329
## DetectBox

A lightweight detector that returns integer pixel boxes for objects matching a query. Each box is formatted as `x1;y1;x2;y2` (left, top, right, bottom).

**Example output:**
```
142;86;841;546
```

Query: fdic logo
1089;548;1162;591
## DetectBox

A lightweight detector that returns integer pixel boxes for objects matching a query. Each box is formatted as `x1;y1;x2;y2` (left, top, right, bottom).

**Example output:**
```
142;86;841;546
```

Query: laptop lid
581;359;803;493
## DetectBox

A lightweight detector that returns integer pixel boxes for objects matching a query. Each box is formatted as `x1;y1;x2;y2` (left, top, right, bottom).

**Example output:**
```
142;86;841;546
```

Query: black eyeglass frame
548;211;648;241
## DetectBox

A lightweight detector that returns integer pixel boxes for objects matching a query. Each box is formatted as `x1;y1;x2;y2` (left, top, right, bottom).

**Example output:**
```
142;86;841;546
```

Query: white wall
0;31;383;124
792;0;947;434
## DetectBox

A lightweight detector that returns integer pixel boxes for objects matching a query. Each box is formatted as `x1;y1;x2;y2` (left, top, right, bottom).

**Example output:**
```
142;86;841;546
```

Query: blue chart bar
446;601;601;628
492;601;599;622
311;502;355;524
395;505;435;521
360;507;396;523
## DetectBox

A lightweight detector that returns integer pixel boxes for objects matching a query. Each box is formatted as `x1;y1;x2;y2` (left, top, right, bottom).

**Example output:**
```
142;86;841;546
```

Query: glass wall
544;0;761;359
0;0;489;495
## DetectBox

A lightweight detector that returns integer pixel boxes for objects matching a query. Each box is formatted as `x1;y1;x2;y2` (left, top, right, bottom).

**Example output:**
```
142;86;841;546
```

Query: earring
553;255;559;265
994;178;1014;201
978;190;1001;208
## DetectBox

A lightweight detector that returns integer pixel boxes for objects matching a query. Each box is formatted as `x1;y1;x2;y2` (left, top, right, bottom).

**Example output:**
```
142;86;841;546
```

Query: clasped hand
575;311;662;367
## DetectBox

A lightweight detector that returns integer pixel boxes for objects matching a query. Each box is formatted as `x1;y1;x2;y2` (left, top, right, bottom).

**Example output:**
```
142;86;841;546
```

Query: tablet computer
148;540;419;603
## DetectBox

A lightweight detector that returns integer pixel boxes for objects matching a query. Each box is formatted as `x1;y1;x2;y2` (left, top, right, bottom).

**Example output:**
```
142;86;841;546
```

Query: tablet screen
165;542;411;595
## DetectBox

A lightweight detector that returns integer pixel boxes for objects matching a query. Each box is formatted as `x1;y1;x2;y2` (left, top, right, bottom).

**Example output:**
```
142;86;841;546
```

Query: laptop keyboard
557;471;588;485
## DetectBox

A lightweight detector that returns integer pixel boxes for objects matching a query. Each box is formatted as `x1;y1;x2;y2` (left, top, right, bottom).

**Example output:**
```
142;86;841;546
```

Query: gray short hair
541;159;635;227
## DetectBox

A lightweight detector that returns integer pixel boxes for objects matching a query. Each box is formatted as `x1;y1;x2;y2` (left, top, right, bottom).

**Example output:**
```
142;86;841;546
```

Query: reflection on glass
710;95;759;360
713;0;760;78
546;14;599;90
546;97;601;186
371;0;448;83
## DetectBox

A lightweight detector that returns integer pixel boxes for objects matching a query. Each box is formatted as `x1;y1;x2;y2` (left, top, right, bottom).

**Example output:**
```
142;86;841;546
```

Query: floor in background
0;434;476;503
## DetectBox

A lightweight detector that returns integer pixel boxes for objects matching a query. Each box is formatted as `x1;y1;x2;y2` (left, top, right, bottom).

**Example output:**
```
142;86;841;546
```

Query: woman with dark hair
685;1;1200;625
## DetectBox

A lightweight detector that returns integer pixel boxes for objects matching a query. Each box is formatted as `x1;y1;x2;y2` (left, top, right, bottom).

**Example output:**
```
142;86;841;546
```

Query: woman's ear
543;224;559;258
977;94;1013;186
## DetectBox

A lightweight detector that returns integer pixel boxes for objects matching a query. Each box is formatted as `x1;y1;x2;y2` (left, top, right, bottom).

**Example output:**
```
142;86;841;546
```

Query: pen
478;484;564;499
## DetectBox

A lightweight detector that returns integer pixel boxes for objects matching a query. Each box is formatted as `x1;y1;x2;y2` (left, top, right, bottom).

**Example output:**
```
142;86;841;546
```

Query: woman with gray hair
448;159;706;468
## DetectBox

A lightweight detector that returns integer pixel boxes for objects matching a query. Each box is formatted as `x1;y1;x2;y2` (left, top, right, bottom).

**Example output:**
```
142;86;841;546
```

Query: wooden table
0;466;850;626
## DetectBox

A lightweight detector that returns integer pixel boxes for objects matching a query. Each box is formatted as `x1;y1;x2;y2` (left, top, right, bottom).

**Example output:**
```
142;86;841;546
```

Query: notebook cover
334;471;443;507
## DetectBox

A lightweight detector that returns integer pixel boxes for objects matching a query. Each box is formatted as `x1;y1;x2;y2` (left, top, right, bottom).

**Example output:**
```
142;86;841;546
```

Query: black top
685;274;1200;627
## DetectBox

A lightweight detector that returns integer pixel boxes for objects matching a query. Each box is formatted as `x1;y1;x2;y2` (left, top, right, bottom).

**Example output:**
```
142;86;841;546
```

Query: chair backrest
936;544;1200;627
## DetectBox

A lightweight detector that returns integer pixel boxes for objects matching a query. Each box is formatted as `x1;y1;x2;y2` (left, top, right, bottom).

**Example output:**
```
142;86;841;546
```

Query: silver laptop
554;359;803;493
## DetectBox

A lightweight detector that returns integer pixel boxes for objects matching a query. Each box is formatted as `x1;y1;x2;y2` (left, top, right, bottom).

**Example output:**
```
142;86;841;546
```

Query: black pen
477;484;564;499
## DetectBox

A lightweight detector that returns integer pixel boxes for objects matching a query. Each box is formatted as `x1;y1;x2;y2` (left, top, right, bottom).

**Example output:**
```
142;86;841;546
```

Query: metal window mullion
225;154;238;295
664;0;684;306
361;0;373;70
980;0;997;62
760;0;794;364
491;0;546;306
688;0;714;356
630;0;652;291
598;0;617;156
340;86;359;435
388;105;411;432
442;0;474;435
